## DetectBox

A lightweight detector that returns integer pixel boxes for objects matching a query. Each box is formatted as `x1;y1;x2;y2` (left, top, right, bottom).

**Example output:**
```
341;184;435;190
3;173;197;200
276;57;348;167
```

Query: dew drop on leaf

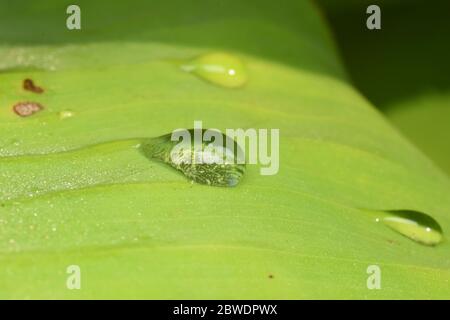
59;110;75;119
377;210;443;246
140;129;246;187
179;52;248;88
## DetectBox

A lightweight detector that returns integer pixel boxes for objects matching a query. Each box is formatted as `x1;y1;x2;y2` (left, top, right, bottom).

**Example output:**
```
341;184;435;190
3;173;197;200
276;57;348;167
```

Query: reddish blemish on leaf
23;78;44;93
13;102;44;117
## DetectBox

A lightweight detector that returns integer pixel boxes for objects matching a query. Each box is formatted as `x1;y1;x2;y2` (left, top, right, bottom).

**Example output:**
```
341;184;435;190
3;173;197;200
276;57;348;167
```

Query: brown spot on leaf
268;274;274;279
13;102;43;117
23;78;44;93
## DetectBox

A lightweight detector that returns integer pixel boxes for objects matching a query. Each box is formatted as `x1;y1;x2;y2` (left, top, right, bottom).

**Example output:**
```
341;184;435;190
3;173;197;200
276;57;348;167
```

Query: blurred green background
317;0;450;175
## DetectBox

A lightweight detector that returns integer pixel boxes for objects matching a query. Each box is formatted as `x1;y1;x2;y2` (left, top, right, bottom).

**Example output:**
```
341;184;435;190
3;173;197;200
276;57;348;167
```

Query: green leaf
386;93;450;176
0;0;449;299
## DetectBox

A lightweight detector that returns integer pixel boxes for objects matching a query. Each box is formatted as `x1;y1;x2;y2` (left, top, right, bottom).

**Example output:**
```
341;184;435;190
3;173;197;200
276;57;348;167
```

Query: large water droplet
140;129;245;187
377;210;443;246
180;52;248;88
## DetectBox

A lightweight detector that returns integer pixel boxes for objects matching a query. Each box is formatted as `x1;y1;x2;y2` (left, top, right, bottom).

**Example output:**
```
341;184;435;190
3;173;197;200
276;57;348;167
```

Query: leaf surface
0;0;449;299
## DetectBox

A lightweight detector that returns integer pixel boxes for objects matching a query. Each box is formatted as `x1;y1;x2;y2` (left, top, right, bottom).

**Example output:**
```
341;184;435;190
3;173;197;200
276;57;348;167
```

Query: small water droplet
140;129;245;187
380;210;443;246
10;139;21;147
180;52;248;88
59;110;75;119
